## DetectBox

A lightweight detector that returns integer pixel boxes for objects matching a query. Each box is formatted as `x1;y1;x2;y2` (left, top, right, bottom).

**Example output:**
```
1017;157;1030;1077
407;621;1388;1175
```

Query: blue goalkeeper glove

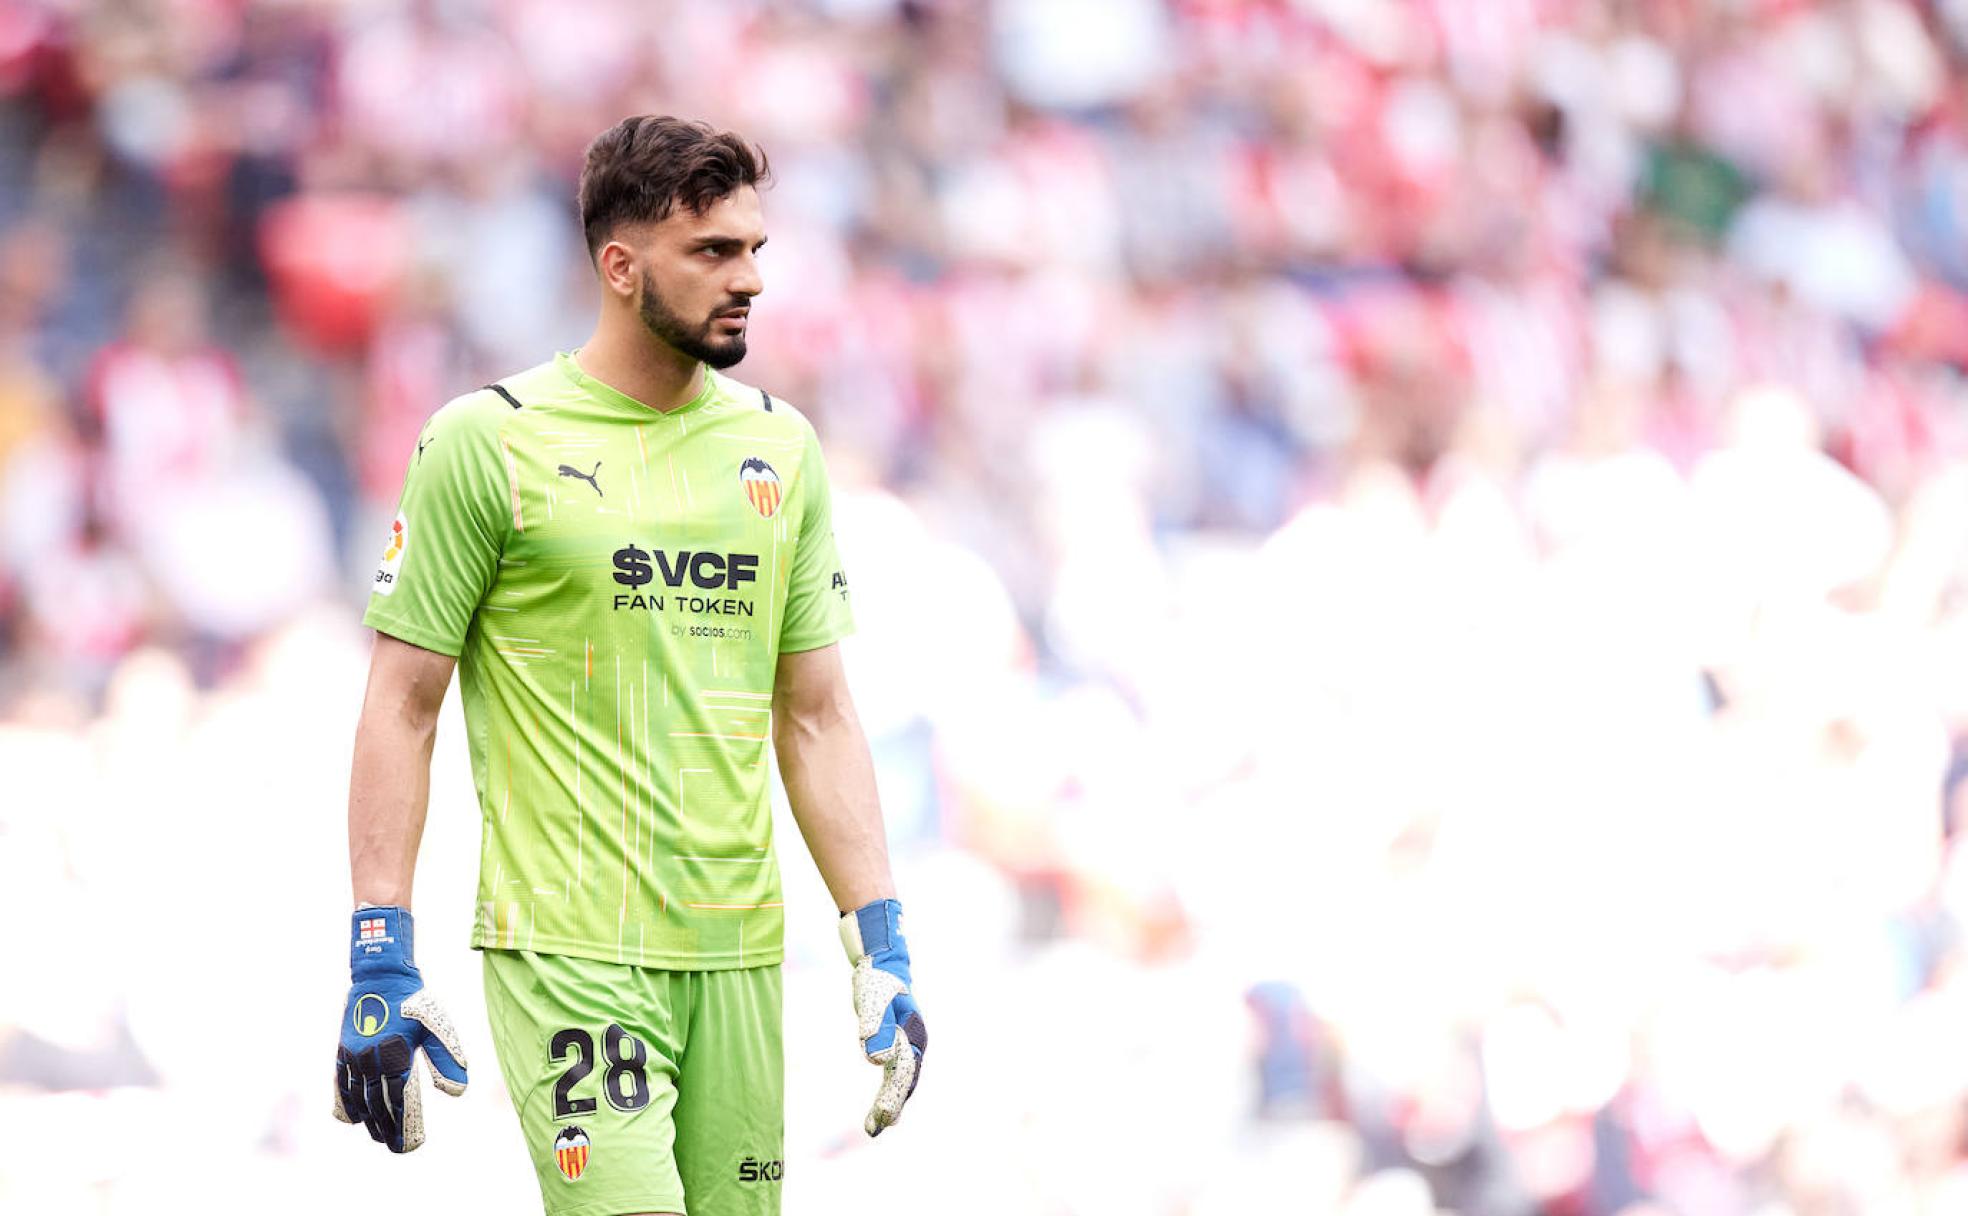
840;899;927;1136
332;906;469;1152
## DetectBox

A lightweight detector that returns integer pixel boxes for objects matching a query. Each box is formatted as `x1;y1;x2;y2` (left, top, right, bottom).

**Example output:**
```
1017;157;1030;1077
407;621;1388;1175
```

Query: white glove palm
841;900;927;1136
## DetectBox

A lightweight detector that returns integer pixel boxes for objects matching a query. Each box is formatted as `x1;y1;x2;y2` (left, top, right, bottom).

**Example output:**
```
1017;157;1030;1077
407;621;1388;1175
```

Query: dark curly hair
577;116;771;258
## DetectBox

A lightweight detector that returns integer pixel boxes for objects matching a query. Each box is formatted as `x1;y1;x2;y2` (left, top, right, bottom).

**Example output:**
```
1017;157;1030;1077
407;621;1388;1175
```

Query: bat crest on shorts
553;1126;590;1182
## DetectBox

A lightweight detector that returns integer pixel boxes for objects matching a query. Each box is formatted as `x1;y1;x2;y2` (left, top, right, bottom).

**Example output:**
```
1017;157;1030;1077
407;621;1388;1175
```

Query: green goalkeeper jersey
363;352;854;969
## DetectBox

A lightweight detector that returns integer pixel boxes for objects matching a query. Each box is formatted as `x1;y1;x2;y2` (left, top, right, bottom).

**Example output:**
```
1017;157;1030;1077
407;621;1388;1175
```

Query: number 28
550;1024;652;1116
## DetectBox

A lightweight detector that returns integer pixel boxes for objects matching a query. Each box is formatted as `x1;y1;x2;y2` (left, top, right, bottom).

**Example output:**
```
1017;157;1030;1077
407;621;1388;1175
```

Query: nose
729;251;764;300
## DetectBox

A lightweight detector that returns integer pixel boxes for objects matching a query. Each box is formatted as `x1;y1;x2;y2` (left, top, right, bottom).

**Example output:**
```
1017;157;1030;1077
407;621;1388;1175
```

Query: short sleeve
778;423;855;654
361;394;511;656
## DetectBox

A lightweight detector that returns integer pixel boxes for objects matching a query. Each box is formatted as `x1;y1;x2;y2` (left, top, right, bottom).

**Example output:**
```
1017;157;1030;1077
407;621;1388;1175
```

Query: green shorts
482;949;784;1216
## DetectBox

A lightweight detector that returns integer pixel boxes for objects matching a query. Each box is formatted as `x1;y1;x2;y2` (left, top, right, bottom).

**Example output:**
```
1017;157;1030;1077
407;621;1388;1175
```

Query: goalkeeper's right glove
332;906;469;1152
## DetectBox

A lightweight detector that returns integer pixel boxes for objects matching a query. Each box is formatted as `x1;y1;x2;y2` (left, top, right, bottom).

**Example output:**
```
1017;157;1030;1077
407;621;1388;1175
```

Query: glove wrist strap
840;898;904;963
351;905;417;977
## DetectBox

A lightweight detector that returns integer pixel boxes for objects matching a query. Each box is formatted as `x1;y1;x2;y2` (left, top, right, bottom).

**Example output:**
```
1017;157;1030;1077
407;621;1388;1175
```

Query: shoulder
708;373;830;474
425;362;560;441
487;360;567;408
709;371;816;429
416;391;512;463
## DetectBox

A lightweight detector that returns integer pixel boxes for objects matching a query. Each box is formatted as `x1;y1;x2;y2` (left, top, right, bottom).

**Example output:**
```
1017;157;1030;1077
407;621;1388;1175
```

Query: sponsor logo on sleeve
373;515;407;596
739;457;781;518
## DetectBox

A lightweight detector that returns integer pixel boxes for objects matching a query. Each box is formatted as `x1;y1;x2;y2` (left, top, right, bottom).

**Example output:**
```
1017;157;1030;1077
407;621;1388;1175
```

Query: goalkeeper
332;115;925;1216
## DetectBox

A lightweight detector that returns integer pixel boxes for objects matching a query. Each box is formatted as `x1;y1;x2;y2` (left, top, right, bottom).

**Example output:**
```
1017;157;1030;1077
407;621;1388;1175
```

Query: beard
638;267;748;369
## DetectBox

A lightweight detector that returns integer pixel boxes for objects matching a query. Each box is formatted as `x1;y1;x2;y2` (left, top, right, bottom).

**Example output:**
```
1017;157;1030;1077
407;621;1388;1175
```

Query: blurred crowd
7;0;1968;1212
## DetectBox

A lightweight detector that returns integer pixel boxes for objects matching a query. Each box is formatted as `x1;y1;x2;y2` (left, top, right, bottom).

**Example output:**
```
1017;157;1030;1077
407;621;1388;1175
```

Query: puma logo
558;461;602;496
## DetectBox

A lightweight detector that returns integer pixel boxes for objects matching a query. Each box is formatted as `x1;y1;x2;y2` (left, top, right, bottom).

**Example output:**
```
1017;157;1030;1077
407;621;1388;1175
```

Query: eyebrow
693;235;768;250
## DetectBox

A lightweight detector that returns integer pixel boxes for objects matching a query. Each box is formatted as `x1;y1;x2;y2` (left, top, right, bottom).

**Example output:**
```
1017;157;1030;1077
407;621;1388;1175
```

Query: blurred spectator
84;259;247;524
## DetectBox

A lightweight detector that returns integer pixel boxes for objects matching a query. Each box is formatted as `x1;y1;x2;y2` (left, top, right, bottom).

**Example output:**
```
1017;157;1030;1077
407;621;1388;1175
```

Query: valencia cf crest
554;1126;590;1182
739;457;781;519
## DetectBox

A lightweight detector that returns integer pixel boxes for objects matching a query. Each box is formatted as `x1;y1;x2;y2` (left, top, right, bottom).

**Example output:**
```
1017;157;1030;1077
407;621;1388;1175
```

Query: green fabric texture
483;949;784;1216
363;354;854;969
1640;138;1751;242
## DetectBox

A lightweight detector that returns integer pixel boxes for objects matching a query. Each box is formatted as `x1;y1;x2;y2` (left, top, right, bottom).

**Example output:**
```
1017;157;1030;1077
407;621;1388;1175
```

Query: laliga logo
374;514;408;595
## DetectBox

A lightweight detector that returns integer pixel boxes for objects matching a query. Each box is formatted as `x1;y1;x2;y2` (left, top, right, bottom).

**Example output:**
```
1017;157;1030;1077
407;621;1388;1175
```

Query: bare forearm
348;710;437;907
348;639;450;909
775;697;895;912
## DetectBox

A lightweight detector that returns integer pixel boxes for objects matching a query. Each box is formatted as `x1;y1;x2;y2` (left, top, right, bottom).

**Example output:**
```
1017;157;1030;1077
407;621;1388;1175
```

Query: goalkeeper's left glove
841;898;928;1136
333;905;470;1152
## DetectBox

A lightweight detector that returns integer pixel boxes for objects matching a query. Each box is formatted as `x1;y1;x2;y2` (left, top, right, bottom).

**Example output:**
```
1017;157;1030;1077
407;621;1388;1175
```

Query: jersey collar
556;350;719;419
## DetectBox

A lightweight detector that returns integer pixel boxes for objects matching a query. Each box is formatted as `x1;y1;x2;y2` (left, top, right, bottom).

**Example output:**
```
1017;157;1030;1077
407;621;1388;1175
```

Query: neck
574;314;705;413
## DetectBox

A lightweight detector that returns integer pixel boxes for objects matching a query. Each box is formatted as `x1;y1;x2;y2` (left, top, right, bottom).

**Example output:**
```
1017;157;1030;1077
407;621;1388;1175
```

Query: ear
595;239;639;301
